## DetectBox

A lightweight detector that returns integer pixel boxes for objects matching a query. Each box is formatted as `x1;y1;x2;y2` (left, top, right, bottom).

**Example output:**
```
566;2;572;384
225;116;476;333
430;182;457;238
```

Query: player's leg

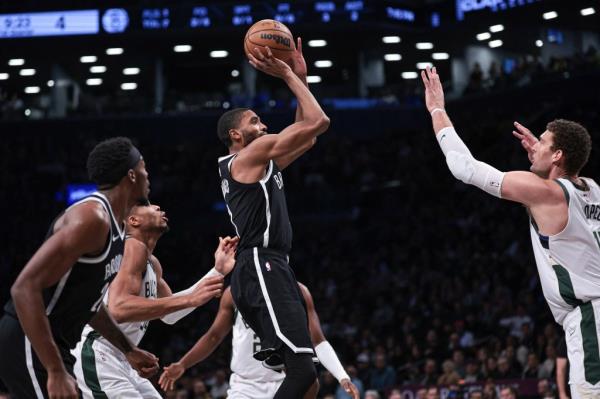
227;373;283;399
303;378;320;399
129;367;162;399
0;315;50;398
273;346;316;399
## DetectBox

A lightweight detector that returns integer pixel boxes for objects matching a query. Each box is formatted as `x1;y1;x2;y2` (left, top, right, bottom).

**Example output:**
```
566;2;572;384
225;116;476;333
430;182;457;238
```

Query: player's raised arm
10;202;109;398
234;47;329;175
159;288;236;392
108;238;224;322
421;66;564;210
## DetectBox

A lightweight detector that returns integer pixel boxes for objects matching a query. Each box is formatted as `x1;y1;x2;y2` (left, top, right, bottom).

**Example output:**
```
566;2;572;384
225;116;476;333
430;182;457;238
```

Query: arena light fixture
306;75;322;83
106;48;124;55
173;45;192;53
543;11;558;20
432;53;449;60
536;40;544;47
8;59;25;66
25;109;31;116
314;60;333;68
416;42;434;50
581;7;595;16
80;56;97;63
489;24;504;33
417;62;433;69
47;80;54;87
476;32;491;41
210;50;229;58
384;54;402;61
307;40;327;47
24;86;40;94
0;73;8;80
382;36;401;44
90;66;107;73
489;40;503;48
19;68;36;76
123;67;140;75
401;72;418;79
121;82;137;90
231;69;240;77
86;78;103;86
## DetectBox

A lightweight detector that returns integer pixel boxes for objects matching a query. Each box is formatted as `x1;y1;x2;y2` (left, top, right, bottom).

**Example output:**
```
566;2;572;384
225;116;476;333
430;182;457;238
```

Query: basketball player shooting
422;66;599;399
216;40;330;398
71;202;237;398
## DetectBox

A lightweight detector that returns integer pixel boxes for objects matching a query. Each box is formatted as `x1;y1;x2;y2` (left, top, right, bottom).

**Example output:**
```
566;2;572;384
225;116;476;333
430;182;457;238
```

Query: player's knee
295;358;317;390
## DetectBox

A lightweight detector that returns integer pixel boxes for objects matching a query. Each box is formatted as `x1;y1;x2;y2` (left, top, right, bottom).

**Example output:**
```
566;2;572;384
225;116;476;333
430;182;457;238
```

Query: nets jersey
3;192;125;357
81;258;157;347
231;309;285;383
530;178;600;324
218;154;292;253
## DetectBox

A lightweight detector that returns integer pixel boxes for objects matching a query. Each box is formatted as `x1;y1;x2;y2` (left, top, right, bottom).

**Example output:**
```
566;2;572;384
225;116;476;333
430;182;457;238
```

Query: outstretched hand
214;236;239;276
288;37;307;79
512;121;538;164
159;362;185;392
247;46;293;79
421;66;445;113
340;378;360;399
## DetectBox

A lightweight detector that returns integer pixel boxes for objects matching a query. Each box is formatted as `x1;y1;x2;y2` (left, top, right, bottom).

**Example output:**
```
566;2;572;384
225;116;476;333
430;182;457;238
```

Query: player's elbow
10;276;34;303
110;301;130;323
304;114;330;136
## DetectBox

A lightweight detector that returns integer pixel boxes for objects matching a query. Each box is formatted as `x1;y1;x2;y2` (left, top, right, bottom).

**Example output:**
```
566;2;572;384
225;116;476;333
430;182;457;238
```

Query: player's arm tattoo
89;303;134;353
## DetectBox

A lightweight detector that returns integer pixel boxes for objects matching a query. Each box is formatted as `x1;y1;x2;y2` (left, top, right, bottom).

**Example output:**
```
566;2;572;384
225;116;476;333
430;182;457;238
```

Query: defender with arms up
421;66;598;399
217;40;329;398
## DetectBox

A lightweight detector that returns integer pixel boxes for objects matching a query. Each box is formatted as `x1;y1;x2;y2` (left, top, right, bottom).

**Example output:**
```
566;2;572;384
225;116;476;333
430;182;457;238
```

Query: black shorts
0;314;75;399
231;247;314;361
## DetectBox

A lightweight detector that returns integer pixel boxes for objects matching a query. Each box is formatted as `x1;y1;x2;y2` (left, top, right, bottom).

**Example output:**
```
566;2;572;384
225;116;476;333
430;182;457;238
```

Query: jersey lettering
144;280;157;298
584;204;600;221
273;172;283;189
104;254;123;280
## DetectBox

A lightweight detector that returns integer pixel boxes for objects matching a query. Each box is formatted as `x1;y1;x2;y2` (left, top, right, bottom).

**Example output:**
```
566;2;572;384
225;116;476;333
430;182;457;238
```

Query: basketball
244;19;295;62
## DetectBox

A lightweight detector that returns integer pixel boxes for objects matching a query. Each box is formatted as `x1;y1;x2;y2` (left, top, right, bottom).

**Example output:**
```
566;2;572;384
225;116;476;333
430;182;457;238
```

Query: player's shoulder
59;199;110;233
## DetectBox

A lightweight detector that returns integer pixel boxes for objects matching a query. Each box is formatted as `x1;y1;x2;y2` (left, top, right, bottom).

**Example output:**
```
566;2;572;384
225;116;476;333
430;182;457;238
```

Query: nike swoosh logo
112;234;120;242
439;134;446;142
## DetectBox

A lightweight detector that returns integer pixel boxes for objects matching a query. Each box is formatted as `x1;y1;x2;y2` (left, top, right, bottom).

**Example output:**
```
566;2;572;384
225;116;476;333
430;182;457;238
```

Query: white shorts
563;301;600;397
71;332;161;399
227;372;283;399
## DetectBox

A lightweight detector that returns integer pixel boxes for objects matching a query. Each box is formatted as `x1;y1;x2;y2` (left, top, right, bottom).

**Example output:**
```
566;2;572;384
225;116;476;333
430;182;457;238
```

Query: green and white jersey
530;177;600;325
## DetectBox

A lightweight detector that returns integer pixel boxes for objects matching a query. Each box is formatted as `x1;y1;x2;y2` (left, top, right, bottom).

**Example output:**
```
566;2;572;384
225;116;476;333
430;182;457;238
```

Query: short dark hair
87;137;135;187
217;108;249;147
548;119;591;175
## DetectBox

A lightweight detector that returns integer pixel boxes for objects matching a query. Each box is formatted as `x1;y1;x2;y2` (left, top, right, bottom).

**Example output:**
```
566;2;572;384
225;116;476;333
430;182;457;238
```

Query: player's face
133;159;151;202
238;110;268;147
530;131;558;178
129;204;169;233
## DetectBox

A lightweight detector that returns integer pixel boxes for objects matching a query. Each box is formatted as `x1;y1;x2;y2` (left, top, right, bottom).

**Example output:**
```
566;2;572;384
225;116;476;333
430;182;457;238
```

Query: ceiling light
384;54;402;62
210;50;229;58
382;36;401;44
543;11;558;20
489;24;504;33
47;80;54;87
80;56;97;63
174;45;192;52
86;78;103;86
416;42;434;50
121;82;137;90
432;53;449;60
306;76;322;83
489;40;503;48
123;67;140;75
581;7;595;16
308;40;327;47
401;72;418;79
8;59;25;66
417;62;433;69
0;73;9;80
24;86;40;94
477;32;491;41
19;68;36;76
536;40;543;47
106;48;124;55
90;66;107;73
231;69;240;77
314;60;333;68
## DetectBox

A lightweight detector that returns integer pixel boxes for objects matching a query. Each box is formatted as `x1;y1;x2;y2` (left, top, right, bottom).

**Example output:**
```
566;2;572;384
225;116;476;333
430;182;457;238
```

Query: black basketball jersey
218;154;292;253
3;192;125;356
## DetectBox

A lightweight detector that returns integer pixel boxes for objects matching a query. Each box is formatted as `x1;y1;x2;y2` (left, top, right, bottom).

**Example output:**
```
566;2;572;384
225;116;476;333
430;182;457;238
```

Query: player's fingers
265;46;274;59
252;47;265;60
297;37;302;53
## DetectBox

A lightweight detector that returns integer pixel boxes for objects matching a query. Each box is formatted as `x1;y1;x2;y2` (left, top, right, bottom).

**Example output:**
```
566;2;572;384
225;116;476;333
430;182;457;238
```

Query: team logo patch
265;262;271;271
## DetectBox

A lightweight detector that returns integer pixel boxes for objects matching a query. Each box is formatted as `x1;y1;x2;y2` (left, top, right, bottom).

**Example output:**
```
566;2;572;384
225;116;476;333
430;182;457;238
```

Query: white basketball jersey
231;310;285;383
81;260;157;346
530;177;600;324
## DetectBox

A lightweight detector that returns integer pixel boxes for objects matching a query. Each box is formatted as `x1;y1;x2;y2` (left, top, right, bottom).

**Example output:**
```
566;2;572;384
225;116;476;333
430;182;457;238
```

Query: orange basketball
244;19;295;62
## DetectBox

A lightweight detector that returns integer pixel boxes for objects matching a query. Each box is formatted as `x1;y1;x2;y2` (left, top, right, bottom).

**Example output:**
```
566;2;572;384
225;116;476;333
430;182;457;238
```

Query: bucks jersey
231;309;285;383
218;154;292;254
80;258;157;347
530;177;600;324
3;192;125;357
